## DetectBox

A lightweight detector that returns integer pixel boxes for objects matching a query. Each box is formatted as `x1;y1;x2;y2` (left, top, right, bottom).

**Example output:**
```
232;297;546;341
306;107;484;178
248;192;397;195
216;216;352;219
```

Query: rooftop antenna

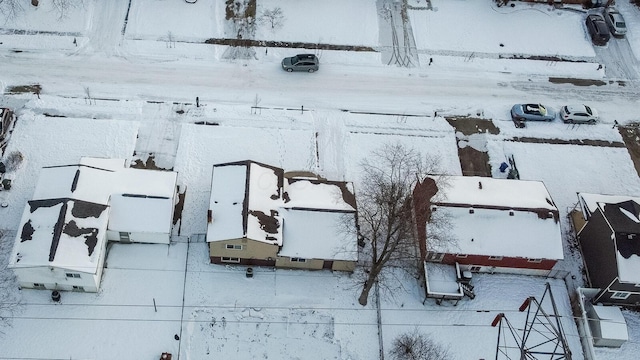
491;282;572;359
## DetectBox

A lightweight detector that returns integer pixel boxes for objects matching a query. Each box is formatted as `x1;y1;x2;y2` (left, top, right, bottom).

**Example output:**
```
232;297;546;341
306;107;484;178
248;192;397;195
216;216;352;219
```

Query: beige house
207;160;358;272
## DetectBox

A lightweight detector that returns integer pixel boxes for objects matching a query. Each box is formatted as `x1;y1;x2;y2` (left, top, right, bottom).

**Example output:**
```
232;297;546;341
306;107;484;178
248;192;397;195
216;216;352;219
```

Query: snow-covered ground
1;0;640;359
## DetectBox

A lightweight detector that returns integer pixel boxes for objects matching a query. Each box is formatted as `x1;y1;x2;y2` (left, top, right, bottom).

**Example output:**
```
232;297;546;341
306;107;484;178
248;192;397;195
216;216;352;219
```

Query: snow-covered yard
1;0;640;359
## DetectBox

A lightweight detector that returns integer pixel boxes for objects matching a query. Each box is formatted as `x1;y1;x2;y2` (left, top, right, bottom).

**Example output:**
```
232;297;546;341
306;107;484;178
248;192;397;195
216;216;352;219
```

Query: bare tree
356;143;448;306
390;329;451;360
0;0;24;22
259;7;284;31
51;0;84;21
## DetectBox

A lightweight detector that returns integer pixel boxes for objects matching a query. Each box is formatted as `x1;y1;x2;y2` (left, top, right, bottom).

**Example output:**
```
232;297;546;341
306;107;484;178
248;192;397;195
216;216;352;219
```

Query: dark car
586;14;610;46
282;54;319;72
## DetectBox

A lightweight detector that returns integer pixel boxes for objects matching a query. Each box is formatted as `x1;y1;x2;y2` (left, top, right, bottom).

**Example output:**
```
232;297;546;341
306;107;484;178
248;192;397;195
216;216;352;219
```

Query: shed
587;304;629;348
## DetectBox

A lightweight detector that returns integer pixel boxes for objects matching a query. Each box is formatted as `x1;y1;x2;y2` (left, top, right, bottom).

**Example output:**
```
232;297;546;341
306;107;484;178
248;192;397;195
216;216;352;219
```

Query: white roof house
207;160;358;264
429;176;563;261
9;157;178;291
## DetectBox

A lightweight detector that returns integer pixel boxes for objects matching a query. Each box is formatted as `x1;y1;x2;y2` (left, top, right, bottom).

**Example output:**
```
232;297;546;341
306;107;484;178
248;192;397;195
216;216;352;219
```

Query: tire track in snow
313;111;347;180
81;0;130;56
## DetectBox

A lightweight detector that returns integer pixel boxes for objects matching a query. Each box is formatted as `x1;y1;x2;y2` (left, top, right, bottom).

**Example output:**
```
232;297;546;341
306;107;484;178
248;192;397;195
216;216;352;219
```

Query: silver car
604;7;626;37
282;54;319;73
510;104;556;122
560;105;599;124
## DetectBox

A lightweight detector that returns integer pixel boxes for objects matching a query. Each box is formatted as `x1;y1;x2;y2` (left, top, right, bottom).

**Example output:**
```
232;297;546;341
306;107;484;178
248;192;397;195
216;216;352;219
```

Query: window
65;273;81;279
427;252;445;262
72;286;85;292
225;244;243;250
611;291;631;300
527;258;543;263
291;258;307;263
221;257;240;263
33;283;45;289
456;254;468;259
488;256;503;261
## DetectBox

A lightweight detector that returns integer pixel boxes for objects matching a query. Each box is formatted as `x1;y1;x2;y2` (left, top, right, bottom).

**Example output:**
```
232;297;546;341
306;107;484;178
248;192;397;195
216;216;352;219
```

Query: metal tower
491;282;572;360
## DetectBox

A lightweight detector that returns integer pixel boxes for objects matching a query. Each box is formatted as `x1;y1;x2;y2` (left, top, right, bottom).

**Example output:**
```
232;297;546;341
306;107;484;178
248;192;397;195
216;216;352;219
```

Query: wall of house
275;257;324;270
432;253;557;276
13;266;99;292
514;0;585;5
332;260;356;272
578;210;618;289
593;278;640;307
209;238;279;264
107;230;170;244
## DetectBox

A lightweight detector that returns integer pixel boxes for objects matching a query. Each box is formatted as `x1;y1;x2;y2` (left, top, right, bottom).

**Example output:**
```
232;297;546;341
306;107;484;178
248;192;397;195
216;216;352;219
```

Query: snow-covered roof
424;262;463;296
32;165;116;204
108;194;174;233
434;176;557;210
590;305;629;342
207;161;358;261
428;176;563;260
208;161;283;245
279;208;357;261
284;179;356;211
578;193;640;220
10;199;110;273
430;206;563;259
596;200;640;284
9;158;177;271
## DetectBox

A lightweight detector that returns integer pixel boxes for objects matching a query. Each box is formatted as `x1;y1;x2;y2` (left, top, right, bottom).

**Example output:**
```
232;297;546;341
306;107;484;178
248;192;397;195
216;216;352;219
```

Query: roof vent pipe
478;181;482;189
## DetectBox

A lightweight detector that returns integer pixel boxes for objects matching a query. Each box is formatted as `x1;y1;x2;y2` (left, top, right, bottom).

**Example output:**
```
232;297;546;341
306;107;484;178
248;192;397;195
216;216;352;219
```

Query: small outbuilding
586;304;629;348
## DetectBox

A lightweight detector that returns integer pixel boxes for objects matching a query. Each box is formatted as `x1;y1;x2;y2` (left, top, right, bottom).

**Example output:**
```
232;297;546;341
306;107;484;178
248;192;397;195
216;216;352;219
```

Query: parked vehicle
510;104;556;122
560;105;599;124
603;7;626;37
586;14;610;46
282;54;319;72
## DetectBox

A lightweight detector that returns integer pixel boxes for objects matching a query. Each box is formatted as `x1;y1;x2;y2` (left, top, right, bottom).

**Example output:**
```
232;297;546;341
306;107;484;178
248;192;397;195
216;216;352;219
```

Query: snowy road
3;50;639;119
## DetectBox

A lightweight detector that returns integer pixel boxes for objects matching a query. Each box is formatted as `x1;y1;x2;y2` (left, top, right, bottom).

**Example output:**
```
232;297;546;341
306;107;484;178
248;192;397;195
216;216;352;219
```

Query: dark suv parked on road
586;14;610;46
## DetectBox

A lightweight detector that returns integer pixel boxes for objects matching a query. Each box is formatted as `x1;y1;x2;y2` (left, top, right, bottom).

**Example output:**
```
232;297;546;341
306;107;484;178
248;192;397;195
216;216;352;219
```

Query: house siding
275;257;324;270
441;253;557;270
577;209;619;289
106;230;170;244
13;266;99;292
594;278;640;306
273;257;356;272
332;260;356;272
430;253;557;275
209;238;279;264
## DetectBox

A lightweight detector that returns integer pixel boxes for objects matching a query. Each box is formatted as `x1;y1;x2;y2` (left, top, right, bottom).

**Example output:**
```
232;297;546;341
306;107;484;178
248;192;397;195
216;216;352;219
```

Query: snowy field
1;0;640;359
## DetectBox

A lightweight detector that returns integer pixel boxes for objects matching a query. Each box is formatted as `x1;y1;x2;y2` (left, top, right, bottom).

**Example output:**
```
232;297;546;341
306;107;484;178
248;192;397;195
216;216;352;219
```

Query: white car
604;7;627;37
560;105;599;124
